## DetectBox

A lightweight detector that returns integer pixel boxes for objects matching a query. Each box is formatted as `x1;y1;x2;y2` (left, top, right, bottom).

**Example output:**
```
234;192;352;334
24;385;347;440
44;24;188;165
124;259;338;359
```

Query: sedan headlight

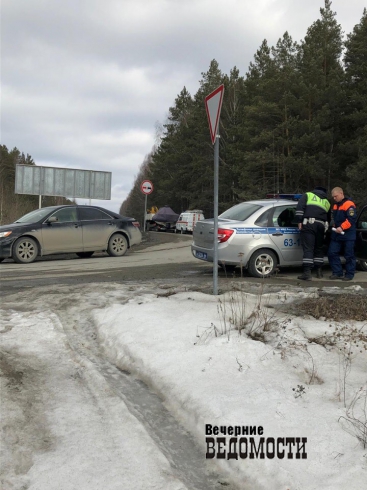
0;231;12;238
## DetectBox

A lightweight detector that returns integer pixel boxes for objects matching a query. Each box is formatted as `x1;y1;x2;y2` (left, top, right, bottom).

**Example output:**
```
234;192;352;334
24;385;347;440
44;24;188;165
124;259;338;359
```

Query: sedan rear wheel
76;252;94;258
248;249;277;278
12;237;39;264
107;234;128;257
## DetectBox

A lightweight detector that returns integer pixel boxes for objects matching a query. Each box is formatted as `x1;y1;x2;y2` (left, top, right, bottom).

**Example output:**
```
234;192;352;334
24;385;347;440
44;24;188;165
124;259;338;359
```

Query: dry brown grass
296;295;367;322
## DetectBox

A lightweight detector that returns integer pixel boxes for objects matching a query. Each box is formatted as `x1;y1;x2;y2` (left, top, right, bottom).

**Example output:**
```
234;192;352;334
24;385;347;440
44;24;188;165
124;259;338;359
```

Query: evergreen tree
341;8;367;203
241;36;301;197
240;40;276;197
150;86;196;213
219;67;248;208
295;0;345;190
346;128;367;207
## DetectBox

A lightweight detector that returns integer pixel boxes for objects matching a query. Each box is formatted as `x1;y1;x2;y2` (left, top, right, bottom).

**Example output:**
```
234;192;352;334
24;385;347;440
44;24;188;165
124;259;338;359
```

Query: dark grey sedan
0;205;142;264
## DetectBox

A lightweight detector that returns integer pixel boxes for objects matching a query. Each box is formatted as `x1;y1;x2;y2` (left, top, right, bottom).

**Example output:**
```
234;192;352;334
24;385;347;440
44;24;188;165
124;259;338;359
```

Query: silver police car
192;198;302;277
192;197;367;277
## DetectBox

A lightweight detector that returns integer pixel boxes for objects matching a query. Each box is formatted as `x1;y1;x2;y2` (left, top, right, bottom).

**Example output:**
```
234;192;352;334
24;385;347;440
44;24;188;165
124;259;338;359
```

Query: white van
175;210;205;234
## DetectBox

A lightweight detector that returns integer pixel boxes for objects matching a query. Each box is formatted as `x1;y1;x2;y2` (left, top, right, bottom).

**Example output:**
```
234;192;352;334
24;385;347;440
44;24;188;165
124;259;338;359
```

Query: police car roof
244;199;298;205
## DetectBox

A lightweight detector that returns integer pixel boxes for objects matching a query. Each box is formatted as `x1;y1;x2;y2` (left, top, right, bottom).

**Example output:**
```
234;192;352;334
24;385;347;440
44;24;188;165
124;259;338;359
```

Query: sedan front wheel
107;234;128;257
12;236;39;264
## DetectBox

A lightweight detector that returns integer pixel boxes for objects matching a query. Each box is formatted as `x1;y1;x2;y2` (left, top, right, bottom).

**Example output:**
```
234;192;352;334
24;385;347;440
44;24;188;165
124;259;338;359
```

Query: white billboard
15;165;111;200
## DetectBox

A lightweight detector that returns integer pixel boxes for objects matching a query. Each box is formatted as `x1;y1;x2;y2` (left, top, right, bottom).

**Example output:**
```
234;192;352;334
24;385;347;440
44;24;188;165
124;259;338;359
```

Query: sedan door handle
272;232;283;236
74;224;79;228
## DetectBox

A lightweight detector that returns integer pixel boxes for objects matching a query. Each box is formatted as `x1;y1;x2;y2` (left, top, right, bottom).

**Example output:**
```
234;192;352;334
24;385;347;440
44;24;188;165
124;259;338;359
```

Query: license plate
195;250;208;260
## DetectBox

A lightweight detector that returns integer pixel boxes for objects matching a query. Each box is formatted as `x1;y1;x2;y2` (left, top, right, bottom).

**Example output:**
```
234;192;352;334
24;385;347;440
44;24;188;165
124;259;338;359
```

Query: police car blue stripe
232;227;300;235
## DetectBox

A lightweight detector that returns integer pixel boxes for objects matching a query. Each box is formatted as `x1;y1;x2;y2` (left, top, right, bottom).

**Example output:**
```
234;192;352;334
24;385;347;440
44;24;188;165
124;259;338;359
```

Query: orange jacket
331;198;357;240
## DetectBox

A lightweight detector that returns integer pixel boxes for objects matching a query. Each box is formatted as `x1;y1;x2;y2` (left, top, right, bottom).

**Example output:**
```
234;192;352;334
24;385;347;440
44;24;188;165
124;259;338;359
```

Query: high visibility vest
306;192;330;213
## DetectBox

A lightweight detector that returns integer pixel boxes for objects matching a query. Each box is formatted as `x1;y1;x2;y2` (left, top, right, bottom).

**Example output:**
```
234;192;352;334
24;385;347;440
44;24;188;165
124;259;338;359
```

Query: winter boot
297;268;312;281
315;268;323;279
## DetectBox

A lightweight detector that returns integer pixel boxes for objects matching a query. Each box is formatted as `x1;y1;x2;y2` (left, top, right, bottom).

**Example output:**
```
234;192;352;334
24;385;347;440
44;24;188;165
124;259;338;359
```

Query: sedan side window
357;207;367;229
52;208;78;223
255;209;271;227
79;208;112;220
273;206;297;227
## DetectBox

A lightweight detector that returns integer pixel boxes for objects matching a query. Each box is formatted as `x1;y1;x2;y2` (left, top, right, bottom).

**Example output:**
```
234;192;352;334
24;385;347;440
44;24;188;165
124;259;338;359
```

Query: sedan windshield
219;203;263;221
15;208;54;223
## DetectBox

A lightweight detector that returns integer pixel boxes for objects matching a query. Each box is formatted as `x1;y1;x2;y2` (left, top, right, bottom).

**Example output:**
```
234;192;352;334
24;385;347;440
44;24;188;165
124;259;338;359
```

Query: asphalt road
1;231;366;296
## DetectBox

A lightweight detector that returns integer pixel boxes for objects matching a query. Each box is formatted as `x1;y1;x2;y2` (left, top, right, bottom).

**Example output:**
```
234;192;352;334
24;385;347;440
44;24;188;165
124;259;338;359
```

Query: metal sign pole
204;84;224;296
143;194;147;231
213;132;219;295
140;180;153;232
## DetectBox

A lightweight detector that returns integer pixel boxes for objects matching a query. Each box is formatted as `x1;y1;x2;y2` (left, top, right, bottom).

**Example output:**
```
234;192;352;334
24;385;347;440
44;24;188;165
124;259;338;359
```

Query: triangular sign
205;84;224;145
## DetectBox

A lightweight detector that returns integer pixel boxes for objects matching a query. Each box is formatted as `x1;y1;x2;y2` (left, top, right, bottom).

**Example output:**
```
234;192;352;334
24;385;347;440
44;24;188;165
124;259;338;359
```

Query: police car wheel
248;249;277;278
357;259;367;272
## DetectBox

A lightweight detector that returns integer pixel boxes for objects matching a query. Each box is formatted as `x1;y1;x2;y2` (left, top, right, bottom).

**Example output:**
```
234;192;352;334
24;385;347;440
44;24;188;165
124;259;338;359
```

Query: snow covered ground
1;281;366;490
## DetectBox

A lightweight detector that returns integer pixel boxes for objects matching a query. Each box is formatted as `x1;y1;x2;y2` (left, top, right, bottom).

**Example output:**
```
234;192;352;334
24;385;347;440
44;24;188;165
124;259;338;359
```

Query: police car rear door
268;204;303;264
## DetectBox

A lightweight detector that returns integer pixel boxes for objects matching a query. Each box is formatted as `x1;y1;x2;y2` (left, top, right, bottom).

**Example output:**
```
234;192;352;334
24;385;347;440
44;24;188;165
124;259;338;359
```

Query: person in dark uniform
328;187;357;281
295;186;331;280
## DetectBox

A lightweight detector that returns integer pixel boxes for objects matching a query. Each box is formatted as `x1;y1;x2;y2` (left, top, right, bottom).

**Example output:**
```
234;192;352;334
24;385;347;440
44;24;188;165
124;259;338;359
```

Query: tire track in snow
33;284;238;490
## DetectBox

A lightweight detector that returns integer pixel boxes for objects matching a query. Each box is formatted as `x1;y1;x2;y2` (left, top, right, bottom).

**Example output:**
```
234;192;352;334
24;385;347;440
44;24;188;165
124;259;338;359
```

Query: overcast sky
2;0;365;214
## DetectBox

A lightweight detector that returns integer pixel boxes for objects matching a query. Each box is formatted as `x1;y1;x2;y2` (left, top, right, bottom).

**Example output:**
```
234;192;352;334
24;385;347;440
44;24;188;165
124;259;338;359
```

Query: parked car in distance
175;210;205;234
0;205;142;264
191;199;367;278
146;205;179;232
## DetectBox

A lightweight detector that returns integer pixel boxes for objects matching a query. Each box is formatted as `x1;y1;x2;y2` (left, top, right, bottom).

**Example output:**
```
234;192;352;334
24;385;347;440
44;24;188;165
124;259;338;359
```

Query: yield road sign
205;84;224;144
140;180;153;195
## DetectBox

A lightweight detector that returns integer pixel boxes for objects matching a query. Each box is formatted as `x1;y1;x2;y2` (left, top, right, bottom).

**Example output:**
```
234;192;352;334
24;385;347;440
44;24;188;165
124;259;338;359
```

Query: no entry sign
140;180;153;195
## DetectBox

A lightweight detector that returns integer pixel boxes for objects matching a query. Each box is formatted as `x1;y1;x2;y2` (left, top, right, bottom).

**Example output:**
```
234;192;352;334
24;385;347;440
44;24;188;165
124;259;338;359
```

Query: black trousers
300;222;325;269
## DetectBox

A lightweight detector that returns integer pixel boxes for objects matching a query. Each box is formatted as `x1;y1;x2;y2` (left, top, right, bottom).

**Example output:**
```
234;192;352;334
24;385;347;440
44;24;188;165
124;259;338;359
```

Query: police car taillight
218;229;234;243
132;221;140;228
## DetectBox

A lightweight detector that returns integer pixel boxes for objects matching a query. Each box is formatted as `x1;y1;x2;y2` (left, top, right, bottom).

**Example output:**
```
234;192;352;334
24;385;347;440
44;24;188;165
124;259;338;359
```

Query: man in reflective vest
328;187;357;281
296;186;331;280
